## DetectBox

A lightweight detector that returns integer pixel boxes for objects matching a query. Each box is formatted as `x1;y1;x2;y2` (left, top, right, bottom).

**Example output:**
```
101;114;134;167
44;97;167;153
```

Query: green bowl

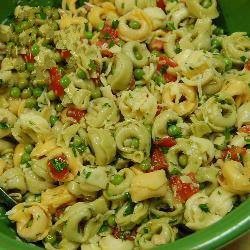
0;1;250;249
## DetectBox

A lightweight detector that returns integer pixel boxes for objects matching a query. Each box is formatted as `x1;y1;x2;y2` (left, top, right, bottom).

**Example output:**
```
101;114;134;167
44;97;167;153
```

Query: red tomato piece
239;125;250;134
156;0;166;10
245;61;250;71
48;154;69;181
163;72;177;82
58;49;71;59
49;67;64;97
96;40;108;47
21;53;35;63
66;107;86;123
221;146;247;161
154;136;177;147
101;49;113;58
151;146;168;171
112;227;121;239
150;39;164;51
157;55;178;70
170;175;199;203
101;24;119;40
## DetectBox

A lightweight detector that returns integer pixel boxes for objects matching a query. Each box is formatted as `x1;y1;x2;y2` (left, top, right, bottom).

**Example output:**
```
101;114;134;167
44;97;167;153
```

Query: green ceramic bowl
0;1;250;249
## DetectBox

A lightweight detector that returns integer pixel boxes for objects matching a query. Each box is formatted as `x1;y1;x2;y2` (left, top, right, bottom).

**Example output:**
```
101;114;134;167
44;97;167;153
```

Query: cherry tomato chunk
151;146;168;171
158;55;178;69
154;136;177;147
150;39;164;51
164;72;177;82
221;146;247;161
49;67;64;96
156;0;166;10
58;49;71;59
66;107;86;123
22;53;35;63
170;174;199;203
239;125;250;134
48;154;69;181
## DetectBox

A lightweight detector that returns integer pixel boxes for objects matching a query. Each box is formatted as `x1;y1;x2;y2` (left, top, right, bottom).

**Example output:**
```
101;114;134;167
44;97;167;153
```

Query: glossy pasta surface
0;0;249;249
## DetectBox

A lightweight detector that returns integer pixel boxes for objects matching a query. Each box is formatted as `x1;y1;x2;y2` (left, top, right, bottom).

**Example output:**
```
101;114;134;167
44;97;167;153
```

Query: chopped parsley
199;203;210;213
123;202;135;216
49;158;68;172
0;122;9;129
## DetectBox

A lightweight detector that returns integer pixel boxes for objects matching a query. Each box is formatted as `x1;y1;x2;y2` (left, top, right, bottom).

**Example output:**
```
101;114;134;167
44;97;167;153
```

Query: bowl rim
0;198;249;250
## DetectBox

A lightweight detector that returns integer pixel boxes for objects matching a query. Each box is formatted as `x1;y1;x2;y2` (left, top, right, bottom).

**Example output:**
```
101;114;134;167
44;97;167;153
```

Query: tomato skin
150;39;164;51
48;154;69;181
101;49;113;58
221;146;247;161
58;49;71;59
101;24;119;40
156;0;166;10
66;107;86;123
163;72;177;82
22;53;35;63
154;136;177;147
157;55;178;69
49;67;64;96
151;146;168;171
239;125;250;134
170;174;199;203
245;61;250;71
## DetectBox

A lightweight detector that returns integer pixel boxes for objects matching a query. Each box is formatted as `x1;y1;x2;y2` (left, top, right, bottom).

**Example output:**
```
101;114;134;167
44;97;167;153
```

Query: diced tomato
101;24;119;40
156;0;166;10
245;61;250;71
154;136;177;148
49;67;64;96
150;146;168;171
66;107;86;123
156;105;162;116
239;125;250;134
96;40;108;48
170;175;199;203
48;154;69;181
157;56;178;70
163;72;177;82
58;49;71;59
150;39;164;51
221;146;247;161
101;49;113;58
21;53;35;63
112;227;121;239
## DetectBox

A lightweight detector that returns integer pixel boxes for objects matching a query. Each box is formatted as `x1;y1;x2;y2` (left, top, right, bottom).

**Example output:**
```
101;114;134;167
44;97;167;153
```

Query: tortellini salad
0;0;250;249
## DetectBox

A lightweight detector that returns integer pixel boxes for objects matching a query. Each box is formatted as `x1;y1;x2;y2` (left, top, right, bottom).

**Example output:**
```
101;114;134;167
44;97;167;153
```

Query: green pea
201;0;212;8
153;74;165;85
178;154;188;167
26;62;34;72
31;44;40;56
97;21;105;31
167;124;182;138
47;90;56;101
107;215;116;226
55;103;63;112
25;97;37;108
60;75;71;88
32;87;43;97
77;69;87;80
21;152;30;164
25;144;33;154
14;23;23;33
139;159;151;171
45;234;56;244
151;50;160;57
73;135;82;146
134;50;143;60
134;68;145;80
111;174;124;185
131;138;139;149
213;27;224;36
128;20;141;29
10;86;21;98
85;31;93;39
111;20;119;29
49;115;59;126
211;38;221;49
91;88;102;99
224;57;232;71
